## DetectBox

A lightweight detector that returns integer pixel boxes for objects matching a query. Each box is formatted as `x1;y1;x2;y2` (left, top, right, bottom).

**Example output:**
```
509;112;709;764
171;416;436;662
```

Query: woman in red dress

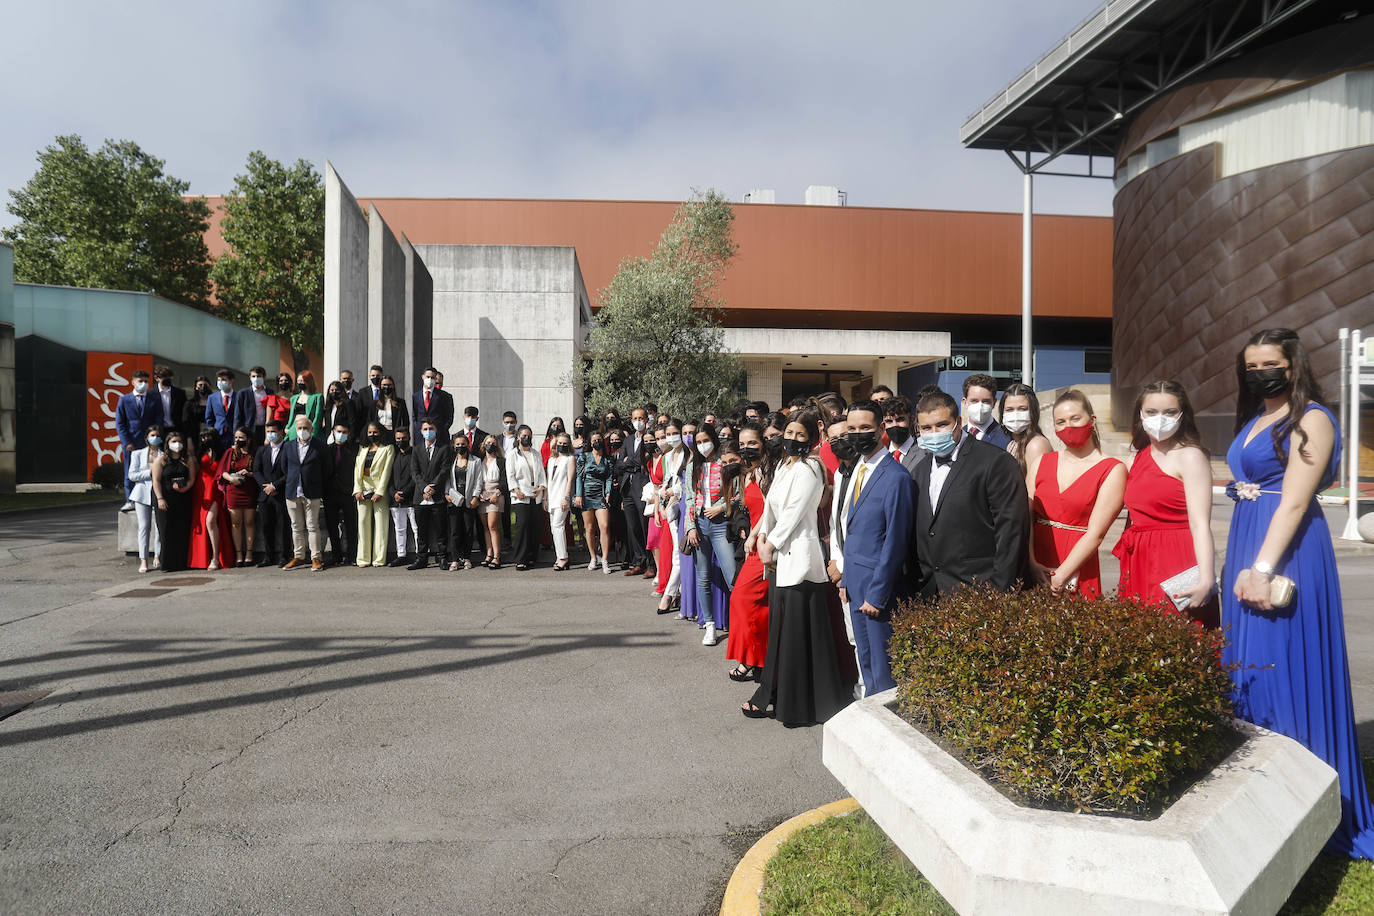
218;427;260;568
188;431;236;571
1027;389;1126;598
1112;380;1218;626
726;425;770;681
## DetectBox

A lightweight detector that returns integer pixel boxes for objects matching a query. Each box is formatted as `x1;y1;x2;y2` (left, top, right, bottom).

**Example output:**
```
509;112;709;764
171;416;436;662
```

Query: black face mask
886;425;911;446
197;386;210;397
381;386;394;397
764;436;785;457
454;443;467;454
558;444;572;455
485;443;499;455
341;379;353;390
367;433;380;443
644;441;658;454
739;446;762;463
1245;367;1291;399
721;462;743;481
783;439;810;457
847;431;879;455
519;436;532;448
551;425;564;434
608;440;622;451
331;390;344;401
370;376;382;387
574;426;586;437
396;441;411;453
297;383;307;393
829;437;858;462
590;440;603;452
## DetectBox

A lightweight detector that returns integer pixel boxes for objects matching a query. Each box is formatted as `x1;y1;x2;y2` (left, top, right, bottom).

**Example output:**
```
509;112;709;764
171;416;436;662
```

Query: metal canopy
960;0;1345;175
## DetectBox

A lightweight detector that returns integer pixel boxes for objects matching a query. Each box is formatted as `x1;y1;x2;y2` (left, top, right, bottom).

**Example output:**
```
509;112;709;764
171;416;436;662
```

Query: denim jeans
694;515;736;626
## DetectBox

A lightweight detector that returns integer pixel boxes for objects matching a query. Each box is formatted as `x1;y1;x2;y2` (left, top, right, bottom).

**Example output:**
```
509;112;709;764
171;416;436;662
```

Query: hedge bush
889;584;1235;816
91;462;125;491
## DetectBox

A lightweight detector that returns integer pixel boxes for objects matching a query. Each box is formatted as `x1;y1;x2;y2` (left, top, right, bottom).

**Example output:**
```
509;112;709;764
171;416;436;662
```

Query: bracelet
1252;561;1275;577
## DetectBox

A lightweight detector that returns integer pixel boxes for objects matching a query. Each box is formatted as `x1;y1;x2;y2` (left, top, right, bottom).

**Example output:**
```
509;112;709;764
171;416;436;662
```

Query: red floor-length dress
726;480;769;668
652;455;671;596
1031;453;1121;599
1112;446;1219;627
188;451;236;569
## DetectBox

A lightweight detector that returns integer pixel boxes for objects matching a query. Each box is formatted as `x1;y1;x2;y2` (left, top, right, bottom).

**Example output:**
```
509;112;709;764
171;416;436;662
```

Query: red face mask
1056;424;1094;449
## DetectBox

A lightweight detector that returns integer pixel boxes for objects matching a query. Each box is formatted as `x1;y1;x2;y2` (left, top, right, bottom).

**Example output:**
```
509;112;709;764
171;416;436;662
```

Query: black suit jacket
617;436;651;508
910;435;1029;598
320;397;361;440
411;441;453;505
323;441;359;501
252;439;288;502
391;447;418;504
155;385;188;439
411;389;454;441
368;397;411;440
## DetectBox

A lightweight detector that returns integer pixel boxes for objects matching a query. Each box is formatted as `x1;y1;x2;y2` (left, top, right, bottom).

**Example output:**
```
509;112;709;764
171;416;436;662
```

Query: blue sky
0;0;1114;227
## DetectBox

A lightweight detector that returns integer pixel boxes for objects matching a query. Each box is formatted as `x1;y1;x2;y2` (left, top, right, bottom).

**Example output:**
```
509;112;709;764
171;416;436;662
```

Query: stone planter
822;688;1340;916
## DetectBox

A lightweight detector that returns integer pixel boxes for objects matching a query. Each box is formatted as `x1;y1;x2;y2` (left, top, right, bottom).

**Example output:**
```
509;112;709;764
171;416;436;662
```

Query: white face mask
218;379;232;393
698;440;715;458
1002;409;1031;433
168;441;183;453
423;377;434;390
133;380;148;394
633;419;646;432
251;376;265;389
1142;413;1182;441
297;429;312;442
333;432;348;444
664;434;682;449
965;401;994;427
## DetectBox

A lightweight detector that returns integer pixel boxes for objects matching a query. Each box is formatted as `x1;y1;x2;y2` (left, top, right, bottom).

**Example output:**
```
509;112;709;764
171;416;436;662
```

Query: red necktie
223;394;230;411
969;427;979;439
424;392;431;412
894;449;902;463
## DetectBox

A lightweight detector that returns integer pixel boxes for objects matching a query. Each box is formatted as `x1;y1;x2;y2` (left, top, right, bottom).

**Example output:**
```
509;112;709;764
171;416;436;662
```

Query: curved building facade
1110;19;1374;445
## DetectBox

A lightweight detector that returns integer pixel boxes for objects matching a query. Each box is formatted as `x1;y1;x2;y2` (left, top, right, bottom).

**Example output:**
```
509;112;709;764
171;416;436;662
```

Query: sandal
516;563;530;571
553;560;569;571
448;562;459;572
728;665;757;682
740;703;771;719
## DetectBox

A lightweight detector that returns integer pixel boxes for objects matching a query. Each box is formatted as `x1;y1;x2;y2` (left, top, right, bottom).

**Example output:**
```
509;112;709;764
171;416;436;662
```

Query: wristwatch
1252;561;1275;577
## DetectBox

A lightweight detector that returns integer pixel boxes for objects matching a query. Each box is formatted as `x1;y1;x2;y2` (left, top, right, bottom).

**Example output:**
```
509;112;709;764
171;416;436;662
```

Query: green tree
3;135;212;307
578;188;743;419
209;152;325;355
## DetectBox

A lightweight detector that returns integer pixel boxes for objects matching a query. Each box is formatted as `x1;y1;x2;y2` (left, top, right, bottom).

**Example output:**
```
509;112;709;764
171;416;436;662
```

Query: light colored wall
401;235;433;395
324;162;368;385
367;203;407;379
743;357;782;410
417;244;582;429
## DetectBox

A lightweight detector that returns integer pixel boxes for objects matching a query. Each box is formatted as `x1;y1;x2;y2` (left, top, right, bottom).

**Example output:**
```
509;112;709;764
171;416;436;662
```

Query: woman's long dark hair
1129;379;1207;456
997;382;1045;476
1233;328;1325;466
689;422;722;490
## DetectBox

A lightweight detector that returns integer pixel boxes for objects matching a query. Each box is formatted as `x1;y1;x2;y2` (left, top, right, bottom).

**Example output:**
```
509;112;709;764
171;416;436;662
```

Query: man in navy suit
115;368;166;505
283;415;328;571
411;366;454;442
204;368;239;449
232;366;274;446
961;373;1011;450
836;399;914;696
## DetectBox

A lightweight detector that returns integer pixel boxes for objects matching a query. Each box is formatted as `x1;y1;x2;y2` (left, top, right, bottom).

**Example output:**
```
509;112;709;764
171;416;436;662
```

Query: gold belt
1035;516;1089;533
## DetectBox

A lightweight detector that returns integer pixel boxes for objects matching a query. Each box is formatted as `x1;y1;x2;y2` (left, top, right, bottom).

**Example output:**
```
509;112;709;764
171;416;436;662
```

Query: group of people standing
112;327;1372;858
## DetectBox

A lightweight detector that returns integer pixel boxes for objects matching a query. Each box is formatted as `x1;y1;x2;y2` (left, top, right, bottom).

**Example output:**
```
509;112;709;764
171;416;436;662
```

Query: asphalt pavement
0;501;1372;915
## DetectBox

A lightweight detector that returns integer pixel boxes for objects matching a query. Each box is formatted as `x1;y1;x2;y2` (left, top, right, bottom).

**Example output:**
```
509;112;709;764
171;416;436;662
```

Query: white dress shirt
928;433;969;509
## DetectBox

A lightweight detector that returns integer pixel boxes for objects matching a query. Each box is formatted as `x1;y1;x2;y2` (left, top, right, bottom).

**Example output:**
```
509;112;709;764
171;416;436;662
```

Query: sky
0;0;1115;228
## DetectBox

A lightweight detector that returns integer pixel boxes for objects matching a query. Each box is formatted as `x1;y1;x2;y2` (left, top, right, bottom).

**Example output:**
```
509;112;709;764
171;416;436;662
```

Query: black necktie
935;454;954;467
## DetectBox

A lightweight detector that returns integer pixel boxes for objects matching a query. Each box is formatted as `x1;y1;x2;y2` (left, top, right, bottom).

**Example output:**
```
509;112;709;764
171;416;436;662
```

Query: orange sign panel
86;352;154;479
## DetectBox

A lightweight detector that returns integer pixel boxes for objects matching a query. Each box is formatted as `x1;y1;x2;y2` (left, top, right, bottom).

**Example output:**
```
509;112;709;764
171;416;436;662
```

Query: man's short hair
962;373;998;398
295;416;313;430
421;419;436;427
424;366;438;375
883;395;913;418
154;364;172;378
749;400;770;414
787;395;808;409
846;399;882;424
249;365;266;376
464;406;479;417
916;384;944;400
871;384;895;398
133;369;151;381
265;419;283;430
502;410;517;421
216;368;235;380
917;391;959;418
370;364;383;373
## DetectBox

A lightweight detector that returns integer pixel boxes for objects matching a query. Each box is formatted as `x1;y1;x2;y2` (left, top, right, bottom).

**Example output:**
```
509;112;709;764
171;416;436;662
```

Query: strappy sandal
740;703;771;719
728;665;758;682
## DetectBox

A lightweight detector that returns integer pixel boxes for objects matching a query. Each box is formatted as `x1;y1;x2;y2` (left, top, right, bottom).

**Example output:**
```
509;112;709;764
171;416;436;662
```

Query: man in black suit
253;419;290;566
321;421;359;567
153;365;188;447
409;419;452;570
359;364;385;411
231;366;274;446
388;428;418;566
908;390;1029;599
283;416;328;571
617;406;655;577
457;405;489;458
411;367;454;442
961;373;1012;450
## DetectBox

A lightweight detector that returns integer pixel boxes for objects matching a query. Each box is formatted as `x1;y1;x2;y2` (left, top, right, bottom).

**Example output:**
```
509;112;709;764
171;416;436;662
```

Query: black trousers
415;503;445;561
322;495;357;564
259;494;290;561
622;491;651;569
512;502;540;566
501;503;512;544
446;502;473;562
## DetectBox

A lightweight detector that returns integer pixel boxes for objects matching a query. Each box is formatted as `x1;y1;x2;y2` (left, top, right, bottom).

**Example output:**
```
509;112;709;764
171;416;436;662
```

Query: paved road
1;503;1371;915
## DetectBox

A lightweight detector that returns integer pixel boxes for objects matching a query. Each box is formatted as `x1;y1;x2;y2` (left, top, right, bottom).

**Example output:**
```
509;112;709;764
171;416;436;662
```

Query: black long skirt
749;578;852;727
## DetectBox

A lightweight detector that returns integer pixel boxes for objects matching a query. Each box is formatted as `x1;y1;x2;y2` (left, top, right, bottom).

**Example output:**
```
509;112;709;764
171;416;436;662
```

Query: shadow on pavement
0;631;671;747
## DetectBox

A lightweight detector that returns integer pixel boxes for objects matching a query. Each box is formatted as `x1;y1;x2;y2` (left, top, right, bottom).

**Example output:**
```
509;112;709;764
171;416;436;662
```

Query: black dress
156;456;193;573
749;569;852;727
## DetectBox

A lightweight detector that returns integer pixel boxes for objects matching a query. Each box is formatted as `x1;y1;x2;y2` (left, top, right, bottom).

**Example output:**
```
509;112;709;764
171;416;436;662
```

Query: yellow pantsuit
353;444;395;566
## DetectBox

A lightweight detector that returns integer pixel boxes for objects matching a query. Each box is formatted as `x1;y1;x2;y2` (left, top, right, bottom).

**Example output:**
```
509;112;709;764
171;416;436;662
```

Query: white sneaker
587;557;598;571
702;624;717;646
601;559;611;574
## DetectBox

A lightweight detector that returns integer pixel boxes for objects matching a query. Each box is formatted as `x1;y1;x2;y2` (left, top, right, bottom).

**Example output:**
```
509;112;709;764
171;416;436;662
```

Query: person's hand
1049;569;1075;594
356;493;365;502
860;601;882;619
744;533;757;556
757;539;774;567
838;586;849;605
686;528;701;550
561;498;570;511
157;498;167;509
704;504;726;520
827;559;842;586
263;484;276;496
1176;579;1213;609
1234;568;1273;611
469;498;479;509
1030;561;1054;587
424;484;436;498
371;492;384;503
512;489;525;500
444;494;453;503
574;496;583;509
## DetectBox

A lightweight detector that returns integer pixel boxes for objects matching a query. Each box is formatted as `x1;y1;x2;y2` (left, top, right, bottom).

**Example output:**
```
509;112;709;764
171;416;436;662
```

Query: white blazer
507;448;547;505
128;446;159;505
759;458;828;587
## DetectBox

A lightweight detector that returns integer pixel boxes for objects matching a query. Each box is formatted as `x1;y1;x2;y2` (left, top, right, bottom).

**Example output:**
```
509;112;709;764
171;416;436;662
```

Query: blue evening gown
1223;402;1374;858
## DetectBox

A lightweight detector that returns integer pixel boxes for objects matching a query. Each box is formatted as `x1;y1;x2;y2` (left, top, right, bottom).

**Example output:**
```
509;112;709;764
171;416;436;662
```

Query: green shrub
889;584;1235;816
91;461;125;491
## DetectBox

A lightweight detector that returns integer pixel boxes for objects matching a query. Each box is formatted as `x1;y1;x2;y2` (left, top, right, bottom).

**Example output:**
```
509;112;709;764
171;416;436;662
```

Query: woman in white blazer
742;408;852;727
128;425;164;572
545;432;576;570
507;425;547;570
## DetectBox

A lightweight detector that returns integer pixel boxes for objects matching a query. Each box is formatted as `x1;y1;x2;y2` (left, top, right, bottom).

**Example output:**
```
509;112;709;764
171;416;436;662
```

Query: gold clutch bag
1270;575;1295;608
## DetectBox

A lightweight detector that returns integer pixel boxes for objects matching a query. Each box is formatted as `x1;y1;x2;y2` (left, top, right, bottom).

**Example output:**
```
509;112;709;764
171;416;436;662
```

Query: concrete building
1;244;15;493
962;0;1374;453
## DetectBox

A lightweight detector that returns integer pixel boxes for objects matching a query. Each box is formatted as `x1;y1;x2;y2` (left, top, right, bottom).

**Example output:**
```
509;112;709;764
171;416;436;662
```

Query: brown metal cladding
199;195;1110;323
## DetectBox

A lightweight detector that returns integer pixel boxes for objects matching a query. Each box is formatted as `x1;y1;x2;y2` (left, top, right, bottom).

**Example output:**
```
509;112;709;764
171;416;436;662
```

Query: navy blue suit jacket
204;390;238;443
283;437;327;500
411;388;454;441
968;419;1012;450
837;452;915;618
115;392;166;447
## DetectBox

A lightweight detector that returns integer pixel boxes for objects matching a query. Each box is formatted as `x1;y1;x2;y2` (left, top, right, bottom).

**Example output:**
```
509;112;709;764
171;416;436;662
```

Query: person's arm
1174;447;1216;608
152;455;167;504
764;464;818;553
574;457;586;506
115;398;132;446
986;452;1032;590
1022;435;1051;475
1049;463;1127;591
372;447;393;501
1024;450;1051;583
130;449;152;483
353;449;367;498
860;471;914;615
1235;407;1334;610
203;397;215;428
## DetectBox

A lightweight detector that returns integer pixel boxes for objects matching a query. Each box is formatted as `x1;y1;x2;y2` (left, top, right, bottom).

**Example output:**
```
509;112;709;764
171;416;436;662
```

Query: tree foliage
3;135;212;308
209;152;325;354
578;188;743;419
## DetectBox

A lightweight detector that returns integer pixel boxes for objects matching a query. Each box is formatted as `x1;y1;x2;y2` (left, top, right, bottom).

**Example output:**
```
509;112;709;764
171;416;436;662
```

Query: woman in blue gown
1223;327;1374;858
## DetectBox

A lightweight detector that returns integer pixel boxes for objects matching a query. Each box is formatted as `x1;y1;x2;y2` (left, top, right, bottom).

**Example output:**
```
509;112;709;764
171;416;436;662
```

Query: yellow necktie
852;463;867;508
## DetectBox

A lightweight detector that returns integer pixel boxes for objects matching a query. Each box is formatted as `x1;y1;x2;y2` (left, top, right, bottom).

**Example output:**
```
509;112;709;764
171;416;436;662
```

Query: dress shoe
407;558;428;570
642;569;657;579
311;558;324;571
388;557;409;568
120;501;135;513
282;558;305;570
623;566;644;577
256;557;274;568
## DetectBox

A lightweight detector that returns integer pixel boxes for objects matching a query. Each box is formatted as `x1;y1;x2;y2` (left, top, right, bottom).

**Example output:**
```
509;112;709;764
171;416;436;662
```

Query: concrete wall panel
367;203;407;381
402;235;433;395
324;163;368;384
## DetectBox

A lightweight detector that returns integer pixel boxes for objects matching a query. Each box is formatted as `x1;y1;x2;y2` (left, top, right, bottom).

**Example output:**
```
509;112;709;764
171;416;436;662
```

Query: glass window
1084;348;1112;374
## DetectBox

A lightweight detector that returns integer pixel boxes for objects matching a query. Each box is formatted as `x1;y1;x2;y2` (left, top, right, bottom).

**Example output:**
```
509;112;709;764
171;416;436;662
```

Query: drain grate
113;588;175;598
158;577;214;587
0;689;52;722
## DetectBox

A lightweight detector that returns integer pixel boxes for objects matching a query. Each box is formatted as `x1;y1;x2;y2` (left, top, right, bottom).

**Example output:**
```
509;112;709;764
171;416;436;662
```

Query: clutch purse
1269;574;1296;608
1159;565;1217;613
